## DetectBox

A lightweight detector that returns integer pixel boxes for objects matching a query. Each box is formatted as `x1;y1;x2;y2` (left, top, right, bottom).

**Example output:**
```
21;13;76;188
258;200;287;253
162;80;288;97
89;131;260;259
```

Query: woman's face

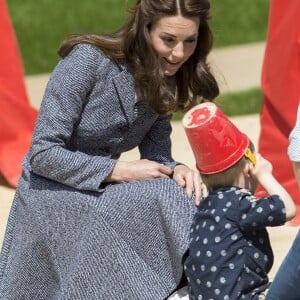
149;15;200;76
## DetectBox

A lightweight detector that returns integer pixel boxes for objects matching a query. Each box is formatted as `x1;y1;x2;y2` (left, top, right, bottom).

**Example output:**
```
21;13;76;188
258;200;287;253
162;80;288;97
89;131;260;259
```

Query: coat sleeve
138;114;178;170
28;44;117;191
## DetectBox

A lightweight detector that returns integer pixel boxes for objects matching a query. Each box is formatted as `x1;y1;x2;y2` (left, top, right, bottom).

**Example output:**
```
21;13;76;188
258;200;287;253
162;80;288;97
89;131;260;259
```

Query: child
182;102;296;299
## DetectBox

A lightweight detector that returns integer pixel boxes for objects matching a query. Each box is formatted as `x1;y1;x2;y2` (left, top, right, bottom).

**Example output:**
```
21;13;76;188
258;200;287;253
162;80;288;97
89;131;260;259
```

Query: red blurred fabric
257;0;300;225
0;0;38;187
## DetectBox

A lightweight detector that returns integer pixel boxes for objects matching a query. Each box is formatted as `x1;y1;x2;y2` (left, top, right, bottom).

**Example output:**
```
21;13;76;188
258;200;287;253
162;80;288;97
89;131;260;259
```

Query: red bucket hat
183;102;255;174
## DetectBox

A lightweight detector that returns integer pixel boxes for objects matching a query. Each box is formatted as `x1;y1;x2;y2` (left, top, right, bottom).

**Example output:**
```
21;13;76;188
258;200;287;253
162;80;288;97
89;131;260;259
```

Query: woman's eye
185;39;196;44
162;37;175;43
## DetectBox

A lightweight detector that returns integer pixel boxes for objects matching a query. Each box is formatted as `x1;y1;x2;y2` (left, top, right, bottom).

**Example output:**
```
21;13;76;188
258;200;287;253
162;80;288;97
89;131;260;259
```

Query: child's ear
242;162;252;178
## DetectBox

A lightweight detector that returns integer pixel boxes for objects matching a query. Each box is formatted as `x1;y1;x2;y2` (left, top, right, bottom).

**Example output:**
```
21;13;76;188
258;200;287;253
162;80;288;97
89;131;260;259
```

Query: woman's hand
105;159;173;182
173;164;208;205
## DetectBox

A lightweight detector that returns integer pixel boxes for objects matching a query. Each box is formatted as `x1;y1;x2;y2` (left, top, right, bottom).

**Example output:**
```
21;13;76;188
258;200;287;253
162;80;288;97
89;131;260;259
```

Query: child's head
183;102;256;189
200;140;255;189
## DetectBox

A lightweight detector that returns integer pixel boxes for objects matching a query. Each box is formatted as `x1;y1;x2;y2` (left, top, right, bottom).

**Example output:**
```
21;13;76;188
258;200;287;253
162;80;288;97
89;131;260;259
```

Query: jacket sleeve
288;103;300;162
28;44;117;192
138;114;179;170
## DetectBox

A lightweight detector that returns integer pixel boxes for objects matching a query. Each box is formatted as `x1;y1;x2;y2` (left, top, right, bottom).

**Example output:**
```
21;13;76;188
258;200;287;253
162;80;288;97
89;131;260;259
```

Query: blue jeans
266;229;300;299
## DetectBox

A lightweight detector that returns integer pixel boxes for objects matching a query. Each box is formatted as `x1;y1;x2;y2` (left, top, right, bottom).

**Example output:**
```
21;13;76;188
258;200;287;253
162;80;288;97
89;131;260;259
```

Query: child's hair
201;140;255;189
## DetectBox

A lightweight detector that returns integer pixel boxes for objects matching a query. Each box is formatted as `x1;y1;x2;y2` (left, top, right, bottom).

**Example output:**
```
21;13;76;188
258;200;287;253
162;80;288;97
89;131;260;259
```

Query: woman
0;0;219;299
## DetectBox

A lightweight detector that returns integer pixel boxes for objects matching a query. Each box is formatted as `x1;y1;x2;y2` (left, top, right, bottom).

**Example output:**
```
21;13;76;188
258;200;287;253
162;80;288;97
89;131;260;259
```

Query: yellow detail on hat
244;148;256;165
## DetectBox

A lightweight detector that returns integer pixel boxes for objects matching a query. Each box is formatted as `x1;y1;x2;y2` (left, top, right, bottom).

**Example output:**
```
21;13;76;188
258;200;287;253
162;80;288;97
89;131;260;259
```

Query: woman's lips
164;58;180;65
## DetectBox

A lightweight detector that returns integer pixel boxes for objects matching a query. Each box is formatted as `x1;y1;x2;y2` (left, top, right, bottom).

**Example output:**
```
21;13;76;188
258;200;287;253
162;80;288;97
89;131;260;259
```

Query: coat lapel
112;66;136;126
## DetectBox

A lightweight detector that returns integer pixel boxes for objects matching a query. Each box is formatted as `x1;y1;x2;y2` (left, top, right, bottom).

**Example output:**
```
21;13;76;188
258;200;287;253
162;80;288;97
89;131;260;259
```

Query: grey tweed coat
0;44;195;299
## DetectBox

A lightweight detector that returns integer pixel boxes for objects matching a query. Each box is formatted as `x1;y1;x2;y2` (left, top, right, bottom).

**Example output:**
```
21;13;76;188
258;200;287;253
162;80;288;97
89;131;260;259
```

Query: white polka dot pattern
184;186;286;299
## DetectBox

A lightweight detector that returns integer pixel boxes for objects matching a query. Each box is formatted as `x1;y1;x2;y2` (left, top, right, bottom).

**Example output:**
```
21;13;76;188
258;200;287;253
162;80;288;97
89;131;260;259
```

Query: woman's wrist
105;161;128;183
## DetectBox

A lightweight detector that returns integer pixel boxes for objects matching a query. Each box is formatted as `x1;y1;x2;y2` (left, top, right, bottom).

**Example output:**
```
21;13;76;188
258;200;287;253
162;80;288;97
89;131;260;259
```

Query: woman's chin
163;69;178;76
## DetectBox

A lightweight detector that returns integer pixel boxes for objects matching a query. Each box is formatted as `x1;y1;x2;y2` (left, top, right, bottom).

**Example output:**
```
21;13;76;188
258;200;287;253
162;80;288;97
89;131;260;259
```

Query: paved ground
1;41;299;279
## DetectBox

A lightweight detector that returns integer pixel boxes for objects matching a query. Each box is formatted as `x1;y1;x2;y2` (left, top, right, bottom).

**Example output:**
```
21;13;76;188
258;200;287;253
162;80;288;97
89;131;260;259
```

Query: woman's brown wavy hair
58;0;219;115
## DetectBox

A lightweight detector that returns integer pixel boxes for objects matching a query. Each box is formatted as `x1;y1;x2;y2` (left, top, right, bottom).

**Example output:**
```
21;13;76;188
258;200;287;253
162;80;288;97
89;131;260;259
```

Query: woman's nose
172;42;184;59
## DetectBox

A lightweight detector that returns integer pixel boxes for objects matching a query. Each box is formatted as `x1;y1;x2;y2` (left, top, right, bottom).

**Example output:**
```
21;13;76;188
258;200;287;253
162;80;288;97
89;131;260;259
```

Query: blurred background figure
0;0;37;187
257;0;300;224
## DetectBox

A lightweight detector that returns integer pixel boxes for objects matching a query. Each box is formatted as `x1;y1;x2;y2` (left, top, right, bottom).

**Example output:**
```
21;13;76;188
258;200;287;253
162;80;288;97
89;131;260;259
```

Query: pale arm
251;154;296;221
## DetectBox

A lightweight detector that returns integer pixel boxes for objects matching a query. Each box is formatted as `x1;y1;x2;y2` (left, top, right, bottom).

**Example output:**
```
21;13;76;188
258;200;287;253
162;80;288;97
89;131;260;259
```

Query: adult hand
105;159;173;182
173;164;208;205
